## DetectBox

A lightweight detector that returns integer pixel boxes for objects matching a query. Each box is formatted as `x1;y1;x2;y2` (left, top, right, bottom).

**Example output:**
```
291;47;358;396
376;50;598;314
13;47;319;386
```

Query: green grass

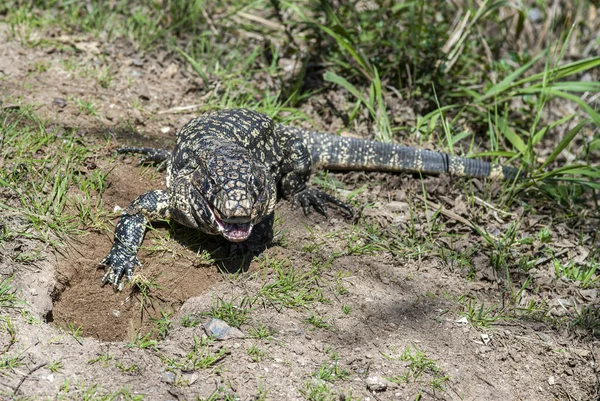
165;335;228;371
125;332;159;351
313;361;350;383
63;322;83;343
87;351;114;367
384;345;449;395
247;323;277;340
56;379;144;401
246;344;265;363
0;106;109;245
204;296;251;328
458;296;506;328
254;255;327;309
0;277;21;309
151;310;173;340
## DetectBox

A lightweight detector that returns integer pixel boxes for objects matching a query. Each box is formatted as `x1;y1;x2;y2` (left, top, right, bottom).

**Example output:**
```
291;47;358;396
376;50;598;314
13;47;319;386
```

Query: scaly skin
100;108;521;290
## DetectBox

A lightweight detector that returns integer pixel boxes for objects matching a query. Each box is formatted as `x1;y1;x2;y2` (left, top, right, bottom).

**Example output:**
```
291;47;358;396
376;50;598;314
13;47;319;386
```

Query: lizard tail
304;132;523;181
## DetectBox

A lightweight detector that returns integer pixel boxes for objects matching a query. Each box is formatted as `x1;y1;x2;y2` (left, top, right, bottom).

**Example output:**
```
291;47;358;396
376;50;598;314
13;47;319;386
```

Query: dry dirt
1;22;599;401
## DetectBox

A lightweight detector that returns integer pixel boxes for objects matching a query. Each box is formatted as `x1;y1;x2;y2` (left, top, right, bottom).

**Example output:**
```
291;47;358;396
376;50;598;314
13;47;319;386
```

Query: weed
151;310;173;340
75;98;98;116
1;316;17;351
553;259;598;288
168;335;228;371
247;323;277;340
306;315;330;330
64;322;83;343
126;332;158;351
341;305;352;315
313;361;350;383
255;256;326;309
87;351;114;367
247;344;264;363
0;353;24;372
96;66;112;88
130;273;163;313
385;345;449;392
571;304;600;337
204;296;251;328
300;379;335;401
196;249;216;266
0;276;20;309
333;271;351;296
300;379;354;401
325;223;387;256
116;361;138;373
198;386;241;401
180;314;202;328
458;296;506;328
47;360;63;373
56;378;144;400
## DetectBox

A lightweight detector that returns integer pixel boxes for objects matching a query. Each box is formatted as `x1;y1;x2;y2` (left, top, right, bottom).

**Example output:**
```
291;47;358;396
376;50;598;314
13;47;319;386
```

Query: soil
1;20;599;401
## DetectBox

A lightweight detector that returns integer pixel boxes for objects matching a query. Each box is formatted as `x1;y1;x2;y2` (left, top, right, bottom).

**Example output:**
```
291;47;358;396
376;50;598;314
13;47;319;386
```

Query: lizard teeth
219;221;253;242
207;203;253;242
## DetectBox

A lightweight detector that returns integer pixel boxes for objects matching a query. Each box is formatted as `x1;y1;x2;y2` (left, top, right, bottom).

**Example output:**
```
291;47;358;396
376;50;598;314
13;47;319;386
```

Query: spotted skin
100;108;521;289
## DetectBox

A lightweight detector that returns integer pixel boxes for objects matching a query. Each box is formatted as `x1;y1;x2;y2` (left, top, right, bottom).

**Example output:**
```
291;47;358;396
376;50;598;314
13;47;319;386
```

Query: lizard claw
295;188;354;219
99;251;139;291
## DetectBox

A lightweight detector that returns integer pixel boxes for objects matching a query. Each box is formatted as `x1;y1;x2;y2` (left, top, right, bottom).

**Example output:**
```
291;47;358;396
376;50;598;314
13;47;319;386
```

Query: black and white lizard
100;108;520;290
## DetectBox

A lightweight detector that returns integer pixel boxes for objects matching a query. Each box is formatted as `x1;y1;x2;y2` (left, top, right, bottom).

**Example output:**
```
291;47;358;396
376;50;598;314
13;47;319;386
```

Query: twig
157;89;216;114
14;363;47;395
531;248;569;267
415;195;483;232
473;196;515;217
200;8;219;35
236;11;285;31
158;104;203;114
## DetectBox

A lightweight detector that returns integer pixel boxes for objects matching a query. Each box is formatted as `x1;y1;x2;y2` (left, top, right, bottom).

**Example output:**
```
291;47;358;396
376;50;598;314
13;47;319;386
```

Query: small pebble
203;318;245;340
161;371;176;384
528;8;543;23
365;376;388;392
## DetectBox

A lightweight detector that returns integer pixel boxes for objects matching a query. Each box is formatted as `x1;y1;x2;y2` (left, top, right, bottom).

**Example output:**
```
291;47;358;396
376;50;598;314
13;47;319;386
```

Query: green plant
47;360;63;373
305;315;330;330
255;255;326;309
385;345;449;393
204;296;251;328
247;344;264;363
313;361;350;383
248;323;277;340
554;259;598;288
152;310;173;340
458;296;505;328
180;314;202;328
126;332;158;351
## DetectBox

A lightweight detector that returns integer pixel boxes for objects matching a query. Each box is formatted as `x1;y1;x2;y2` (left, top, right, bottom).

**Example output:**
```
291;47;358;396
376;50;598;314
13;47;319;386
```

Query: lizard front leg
278;138;354;219
100;189;171;291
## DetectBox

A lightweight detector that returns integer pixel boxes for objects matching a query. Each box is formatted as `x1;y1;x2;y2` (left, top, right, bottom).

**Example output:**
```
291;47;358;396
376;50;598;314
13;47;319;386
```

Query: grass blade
540;119;589;169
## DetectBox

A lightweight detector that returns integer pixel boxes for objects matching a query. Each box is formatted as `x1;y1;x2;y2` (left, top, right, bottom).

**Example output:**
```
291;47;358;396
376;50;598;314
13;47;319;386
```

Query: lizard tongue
221;222;252;242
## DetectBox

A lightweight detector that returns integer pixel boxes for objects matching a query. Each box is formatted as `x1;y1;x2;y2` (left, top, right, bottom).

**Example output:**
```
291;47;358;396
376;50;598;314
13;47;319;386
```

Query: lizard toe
295;188;354;219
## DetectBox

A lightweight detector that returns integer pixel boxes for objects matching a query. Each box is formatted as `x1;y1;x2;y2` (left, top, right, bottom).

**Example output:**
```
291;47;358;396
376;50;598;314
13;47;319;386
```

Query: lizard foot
294;188;354;219
99;251;140;292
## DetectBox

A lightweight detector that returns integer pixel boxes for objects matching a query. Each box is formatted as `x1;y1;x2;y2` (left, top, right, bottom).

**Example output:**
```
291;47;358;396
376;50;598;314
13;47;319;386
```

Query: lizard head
190;148;273;242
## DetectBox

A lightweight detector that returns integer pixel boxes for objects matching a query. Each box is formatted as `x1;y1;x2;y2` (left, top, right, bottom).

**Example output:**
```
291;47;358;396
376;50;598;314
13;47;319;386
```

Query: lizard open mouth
209;205;253;242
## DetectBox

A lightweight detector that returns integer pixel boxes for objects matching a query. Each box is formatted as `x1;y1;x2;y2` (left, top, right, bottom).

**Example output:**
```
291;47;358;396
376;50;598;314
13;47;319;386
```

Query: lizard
100;108;521;290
